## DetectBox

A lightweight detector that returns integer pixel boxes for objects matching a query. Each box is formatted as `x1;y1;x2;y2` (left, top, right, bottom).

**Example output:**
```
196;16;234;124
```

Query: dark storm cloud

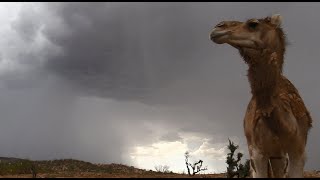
159;132;183;142
2;2;320;171
40;2;229;102
41;3;150;100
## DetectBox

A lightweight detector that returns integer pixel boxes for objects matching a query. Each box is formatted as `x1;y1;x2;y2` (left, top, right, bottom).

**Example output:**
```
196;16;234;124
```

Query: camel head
210;14;286;65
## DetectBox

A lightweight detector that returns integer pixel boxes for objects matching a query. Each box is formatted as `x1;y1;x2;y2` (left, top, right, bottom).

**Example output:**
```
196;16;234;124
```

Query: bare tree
184;151;208;176
154;165;170;173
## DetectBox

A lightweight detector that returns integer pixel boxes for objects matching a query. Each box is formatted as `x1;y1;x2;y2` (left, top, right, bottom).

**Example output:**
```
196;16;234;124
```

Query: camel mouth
210;33;225;40
210;29;229;44
210;34;227;43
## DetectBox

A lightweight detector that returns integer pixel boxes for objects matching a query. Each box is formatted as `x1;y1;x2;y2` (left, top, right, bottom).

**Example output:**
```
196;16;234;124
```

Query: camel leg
287;151;305;178
269;154;289;178
250;150;269;178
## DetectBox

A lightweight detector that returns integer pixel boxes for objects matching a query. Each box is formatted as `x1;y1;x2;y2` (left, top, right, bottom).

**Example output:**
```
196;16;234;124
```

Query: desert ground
0;158;319;178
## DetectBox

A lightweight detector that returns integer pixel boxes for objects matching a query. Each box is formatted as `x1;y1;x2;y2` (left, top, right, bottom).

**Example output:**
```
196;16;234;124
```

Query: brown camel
209;14;312;178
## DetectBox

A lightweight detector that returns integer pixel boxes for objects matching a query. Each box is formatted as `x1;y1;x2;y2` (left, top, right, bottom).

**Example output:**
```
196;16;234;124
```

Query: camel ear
270;14;283;27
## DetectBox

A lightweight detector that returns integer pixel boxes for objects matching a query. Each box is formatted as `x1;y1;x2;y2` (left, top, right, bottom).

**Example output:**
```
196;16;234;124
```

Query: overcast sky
0;2;319;173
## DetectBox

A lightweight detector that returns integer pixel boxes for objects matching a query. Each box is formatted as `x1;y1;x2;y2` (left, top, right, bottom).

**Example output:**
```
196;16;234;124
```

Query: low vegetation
154;165;171;173
225;139;250;178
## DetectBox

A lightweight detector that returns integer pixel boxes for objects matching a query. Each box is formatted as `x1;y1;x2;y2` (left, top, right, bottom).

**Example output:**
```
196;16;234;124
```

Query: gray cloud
0;2;319;172
11;5;41;42
159;132;183;142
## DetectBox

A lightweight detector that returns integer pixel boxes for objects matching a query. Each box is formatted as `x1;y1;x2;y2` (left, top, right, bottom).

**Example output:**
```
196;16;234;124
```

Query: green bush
226;139;250;178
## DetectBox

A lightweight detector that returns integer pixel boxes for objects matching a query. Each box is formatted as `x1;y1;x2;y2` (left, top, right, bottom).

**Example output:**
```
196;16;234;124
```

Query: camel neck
246;55;283;108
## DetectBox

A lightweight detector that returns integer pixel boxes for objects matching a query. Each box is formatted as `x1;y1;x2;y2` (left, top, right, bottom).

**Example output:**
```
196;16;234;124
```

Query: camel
209;14;312;178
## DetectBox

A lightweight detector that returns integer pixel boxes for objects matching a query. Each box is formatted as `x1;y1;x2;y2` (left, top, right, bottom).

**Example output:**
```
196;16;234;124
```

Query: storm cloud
0;2;319;172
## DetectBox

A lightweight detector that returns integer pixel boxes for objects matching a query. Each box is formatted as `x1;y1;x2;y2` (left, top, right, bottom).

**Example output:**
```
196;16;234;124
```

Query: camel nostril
216;22;225;28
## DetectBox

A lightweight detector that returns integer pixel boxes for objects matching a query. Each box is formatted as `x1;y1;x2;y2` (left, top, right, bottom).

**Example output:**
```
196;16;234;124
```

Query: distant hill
0;157;27;163
0;158;225;178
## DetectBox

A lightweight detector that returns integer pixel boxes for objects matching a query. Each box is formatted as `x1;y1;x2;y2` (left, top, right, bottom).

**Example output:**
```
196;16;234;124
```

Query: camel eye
248;21;259;29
